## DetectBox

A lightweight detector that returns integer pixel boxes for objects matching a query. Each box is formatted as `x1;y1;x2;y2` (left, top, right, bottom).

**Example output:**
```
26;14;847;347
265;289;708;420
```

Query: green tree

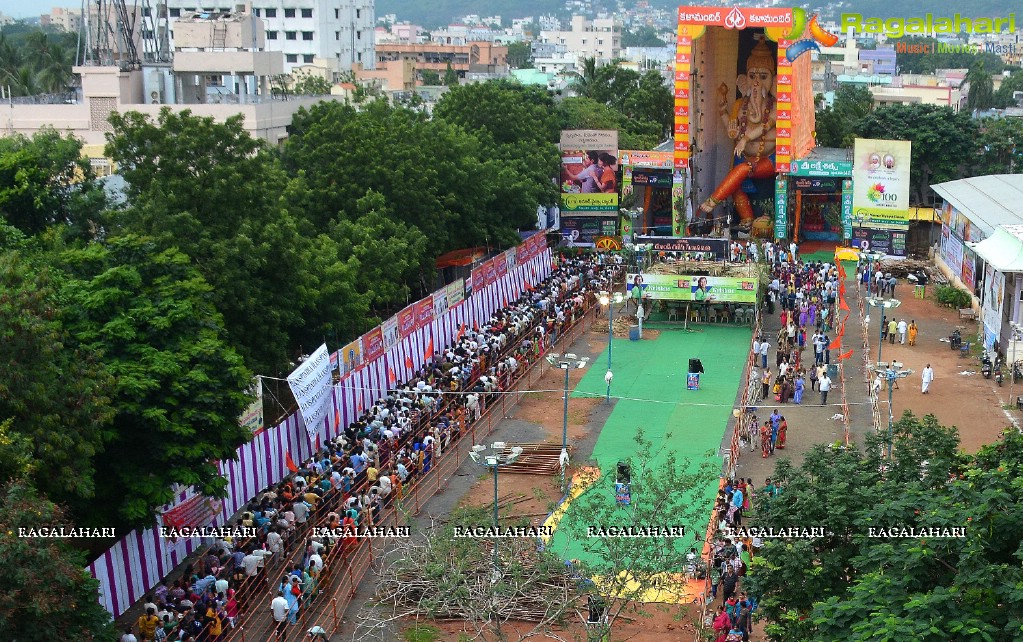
555;431;719;638
104;108;319;374
993;70;1023;108
814;85;874;148
506;40;533;69
748;413;1023;642
976;117;1023;174
965;60;995;111
856;104;977;205
0;479;117;640
55;236;252;529
284;99;530;256
433;80;560;213
0;249;113;505
0;129;108;239
566;56;600;98
621;26;666;48
291;74;332;96
420;68;442;85
443;62;458;87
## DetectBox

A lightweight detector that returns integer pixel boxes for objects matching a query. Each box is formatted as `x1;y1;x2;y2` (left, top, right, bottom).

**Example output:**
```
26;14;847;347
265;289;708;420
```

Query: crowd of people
706;477;782;642
120;252;616;641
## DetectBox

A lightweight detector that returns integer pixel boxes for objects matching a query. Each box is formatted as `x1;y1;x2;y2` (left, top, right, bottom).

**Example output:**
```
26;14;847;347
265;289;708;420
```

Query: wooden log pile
498;443;573;475
875;259;934;279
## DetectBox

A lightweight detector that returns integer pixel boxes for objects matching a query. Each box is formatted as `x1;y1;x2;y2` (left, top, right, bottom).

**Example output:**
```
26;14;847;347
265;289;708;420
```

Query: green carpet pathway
548;325;752;564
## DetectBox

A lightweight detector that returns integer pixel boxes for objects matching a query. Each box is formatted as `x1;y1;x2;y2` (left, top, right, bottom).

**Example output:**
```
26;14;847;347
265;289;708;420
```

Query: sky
1;0;56;20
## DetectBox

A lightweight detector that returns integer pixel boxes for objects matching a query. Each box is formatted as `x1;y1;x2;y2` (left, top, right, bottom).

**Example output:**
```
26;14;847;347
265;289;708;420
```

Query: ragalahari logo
781;9;839;61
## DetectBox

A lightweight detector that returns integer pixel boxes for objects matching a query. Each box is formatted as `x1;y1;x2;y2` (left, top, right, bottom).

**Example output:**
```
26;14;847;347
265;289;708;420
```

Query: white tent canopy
969;226;1023;273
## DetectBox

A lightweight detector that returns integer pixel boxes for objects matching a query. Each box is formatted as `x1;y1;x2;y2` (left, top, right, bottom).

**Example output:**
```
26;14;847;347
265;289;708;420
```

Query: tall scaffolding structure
80;0;168;69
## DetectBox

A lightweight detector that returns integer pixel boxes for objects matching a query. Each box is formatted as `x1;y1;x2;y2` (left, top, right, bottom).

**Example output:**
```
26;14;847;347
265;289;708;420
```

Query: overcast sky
1;0;58;20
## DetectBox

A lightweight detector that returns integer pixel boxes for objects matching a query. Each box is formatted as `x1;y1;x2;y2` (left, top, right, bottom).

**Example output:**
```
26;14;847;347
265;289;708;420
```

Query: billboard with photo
625;273;758;302
852;138;912;229
561;129;619;213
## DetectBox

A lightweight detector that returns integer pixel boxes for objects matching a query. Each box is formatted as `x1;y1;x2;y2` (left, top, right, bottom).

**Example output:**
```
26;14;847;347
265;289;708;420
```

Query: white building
539;15;621;64
164;0;375;73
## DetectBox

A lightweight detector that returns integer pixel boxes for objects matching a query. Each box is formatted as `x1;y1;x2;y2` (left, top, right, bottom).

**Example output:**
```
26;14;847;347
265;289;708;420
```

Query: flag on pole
404;356;414;370
424;337;434;361
837;349;854;361
387;367;397;386
457;323;467;340
285;451;299;473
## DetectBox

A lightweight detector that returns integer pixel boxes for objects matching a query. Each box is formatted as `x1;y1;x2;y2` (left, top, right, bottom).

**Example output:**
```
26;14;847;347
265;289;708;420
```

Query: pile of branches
876;259;934;279
592;314;638;337
645;260;760;279
368;516;580;627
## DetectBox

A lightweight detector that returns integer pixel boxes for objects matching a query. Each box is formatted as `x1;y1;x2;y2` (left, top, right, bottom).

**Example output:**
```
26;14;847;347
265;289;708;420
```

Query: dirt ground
861;284;1017;452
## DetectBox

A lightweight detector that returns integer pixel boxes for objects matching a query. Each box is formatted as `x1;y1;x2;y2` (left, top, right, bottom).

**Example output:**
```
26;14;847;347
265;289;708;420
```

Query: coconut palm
566;56;600;98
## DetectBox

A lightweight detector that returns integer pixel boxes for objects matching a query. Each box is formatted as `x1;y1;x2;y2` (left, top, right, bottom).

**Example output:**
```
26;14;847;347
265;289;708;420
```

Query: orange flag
387;367;397;385
424;337;434;361
404;356;414;370
457;323;467;340
837;349;854;361
829;336;842;350
840;296;850;312
285;451;299;473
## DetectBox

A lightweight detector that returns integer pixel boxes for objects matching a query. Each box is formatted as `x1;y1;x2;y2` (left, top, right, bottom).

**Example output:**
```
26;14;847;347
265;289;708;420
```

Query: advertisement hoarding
625;273;758;303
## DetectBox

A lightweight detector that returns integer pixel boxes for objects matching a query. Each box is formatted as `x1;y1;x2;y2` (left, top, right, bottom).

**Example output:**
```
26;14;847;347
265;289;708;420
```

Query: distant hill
378;0;1023;34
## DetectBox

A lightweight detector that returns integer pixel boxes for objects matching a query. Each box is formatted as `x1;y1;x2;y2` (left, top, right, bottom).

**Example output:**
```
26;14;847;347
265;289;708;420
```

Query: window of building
253;8;260;15
357;52;362;61
265;7;276;17
284;8;295;17
598;39;603;45
356;9;361;19
169;7;180;17
335;31;340;40
334;8;339;18
301;8;312;18
582;39;587;45
302;31;313;40
286;31;297;40
286;53;298;62
304;54;314;63
141;7;151;16
208;74;224;86
267;30;277;39
356;30;361;40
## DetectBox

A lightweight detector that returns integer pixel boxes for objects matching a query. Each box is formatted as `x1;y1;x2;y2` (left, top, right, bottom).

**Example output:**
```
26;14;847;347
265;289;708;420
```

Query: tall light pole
469;442;524;579
546;353;589;490
866;296;902;366
597;291;624;402
875;365;914;458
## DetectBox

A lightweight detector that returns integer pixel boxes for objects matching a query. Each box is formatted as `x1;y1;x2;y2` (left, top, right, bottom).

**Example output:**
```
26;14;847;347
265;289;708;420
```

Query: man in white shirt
897;319;908;344
242;550;262;577
293;500;310;525
922;364;934;394
819;373;832;405
271;591;290;637
759;340;770;369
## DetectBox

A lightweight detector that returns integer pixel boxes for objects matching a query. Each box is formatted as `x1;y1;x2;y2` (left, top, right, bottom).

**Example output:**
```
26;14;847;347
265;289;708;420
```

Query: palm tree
35;42;75;94
566;57;599;98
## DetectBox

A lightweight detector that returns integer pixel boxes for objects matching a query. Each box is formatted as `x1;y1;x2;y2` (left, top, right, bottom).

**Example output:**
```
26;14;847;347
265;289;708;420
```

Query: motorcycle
995;358;1004;386
950;329;962;350
1013;360;1023;383
981;353;993;379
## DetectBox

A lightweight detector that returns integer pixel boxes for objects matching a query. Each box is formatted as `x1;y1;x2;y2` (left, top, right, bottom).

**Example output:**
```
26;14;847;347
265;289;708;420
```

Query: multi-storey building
538;15;622;64
163;0;375;73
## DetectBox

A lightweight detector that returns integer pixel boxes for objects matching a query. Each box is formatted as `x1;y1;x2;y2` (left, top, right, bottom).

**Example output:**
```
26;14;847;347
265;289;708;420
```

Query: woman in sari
793;374;805;404
760;422;772;458
776;416;788;449
303;562;319;602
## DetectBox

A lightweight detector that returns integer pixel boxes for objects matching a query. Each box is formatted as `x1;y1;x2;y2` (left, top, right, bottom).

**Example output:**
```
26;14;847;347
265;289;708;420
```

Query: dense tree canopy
749;413;1023;641
965;61;996;111
814;86;874;148
0;479;117;640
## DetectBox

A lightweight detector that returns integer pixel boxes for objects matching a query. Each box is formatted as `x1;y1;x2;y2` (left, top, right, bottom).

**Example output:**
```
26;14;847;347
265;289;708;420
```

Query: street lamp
469;442;524;579
873;365;914;458
597;291;625;402
545;352;590;490
866;296;902;365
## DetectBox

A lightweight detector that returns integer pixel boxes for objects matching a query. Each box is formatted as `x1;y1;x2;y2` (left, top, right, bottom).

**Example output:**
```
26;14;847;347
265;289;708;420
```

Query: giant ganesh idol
699;37;778;230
